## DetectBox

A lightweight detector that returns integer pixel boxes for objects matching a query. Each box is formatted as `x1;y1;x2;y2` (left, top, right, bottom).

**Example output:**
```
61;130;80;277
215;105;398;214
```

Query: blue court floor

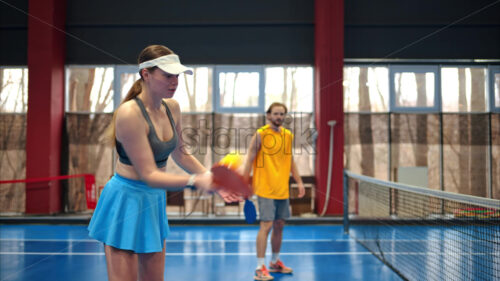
0;224;402;281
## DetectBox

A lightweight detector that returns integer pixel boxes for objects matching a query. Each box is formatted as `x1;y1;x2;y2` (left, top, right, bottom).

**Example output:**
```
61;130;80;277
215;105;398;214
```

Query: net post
343;170;349;234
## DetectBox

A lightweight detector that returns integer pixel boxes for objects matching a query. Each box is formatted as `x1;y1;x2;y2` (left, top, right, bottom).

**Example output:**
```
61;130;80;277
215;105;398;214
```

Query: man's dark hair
266;102;288;114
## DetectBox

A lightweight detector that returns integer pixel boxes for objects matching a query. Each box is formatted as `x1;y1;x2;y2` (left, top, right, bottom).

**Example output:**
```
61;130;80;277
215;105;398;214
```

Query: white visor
138;54;193;75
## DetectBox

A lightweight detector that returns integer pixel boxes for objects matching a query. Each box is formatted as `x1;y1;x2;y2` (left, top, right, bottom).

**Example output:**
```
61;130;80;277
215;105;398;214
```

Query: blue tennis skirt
88;173;169;253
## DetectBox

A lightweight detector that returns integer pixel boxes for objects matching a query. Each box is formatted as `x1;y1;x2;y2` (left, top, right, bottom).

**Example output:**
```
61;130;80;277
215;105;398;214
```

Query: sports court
1;172;498;281
0;224;401;281
1;0;499;281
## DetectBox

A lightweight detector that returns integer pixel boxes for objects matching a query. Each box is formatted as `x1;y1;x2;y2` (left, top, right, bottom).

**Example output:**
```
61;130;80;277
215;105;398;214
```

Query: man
243;102;305;281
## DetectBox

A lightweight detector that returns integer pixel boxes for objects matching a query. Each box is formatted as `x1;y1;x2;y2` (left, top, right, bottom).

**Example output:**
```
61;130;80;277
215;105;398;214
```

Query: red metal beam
314;0;344;215
26;0;66;214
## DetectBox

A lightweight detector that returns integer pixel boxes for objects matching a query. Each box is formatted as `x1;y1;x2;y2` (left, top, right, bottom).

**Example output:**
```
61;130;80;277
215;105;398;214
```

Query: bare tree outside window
343;67;388;112
218;71;259;108
0;68;28;212
0;68;28;113
176;67;212;112
265;67;313;113
441;67;488;112
65;66;114;211
395;72;435;108
67;67;114;112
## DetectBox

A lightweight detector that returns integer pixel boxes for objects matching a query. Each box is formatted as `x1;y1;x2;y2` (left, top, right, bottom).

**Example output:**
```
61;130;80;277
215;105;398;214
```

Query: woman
88;45;238;281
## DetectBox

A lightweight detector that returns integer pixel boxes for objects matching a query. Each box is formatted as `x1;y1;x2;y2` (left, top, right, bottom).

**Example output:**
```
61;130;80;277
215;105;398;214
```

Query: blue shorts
88;174;169;253
257;196;290;221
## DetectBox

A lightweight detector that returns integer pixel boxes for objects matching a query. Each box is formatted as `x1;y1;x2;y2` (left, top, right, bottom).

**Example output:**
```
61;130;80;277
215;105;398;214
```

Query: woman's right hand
193;171;213;191
216;189;243;203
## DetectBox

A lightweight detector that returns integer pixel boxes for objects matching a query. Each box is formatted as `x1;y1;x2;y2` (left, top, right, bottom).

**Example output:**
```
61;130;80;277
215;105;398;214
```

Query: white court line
1;238;491;242
1;251;498;256
351;239;495;242
0;238;340;242
0;238;97;242
0;252;370;256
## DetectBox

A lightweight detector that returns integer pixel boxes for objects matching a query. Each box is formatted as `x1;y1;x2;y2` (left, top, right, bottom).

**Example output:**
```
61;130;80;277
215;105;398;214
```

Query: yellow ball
219;153;243;170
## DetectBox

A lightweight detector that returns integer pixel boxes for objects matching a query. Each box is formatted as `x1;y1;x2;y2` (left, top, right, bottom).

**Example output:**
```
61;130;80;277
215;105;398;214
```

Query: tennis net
0;174;97;213
343;171;500;281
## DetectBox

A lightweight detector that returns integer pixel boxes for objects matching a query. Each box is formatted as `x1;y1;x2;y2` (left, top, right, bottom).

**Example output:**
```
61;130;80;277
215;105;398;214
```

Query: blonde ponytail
123;79;143;103
103;79;143;145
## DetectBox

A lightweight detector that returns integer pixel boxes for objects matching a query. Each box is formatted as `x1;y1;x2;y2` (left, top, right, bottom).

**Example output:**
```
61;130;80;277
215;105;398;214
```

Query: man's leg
270;219;285;256
255;196;275;280
268;199;292;274
255;220;274;280
256;196;276;262
257;221;273;259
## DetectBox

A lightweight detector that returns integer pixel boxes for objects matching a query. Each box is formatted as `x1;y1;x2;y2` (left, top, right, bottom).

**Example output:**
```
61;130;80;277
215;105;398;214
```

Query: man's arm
242;132;261;184
291;157;305;198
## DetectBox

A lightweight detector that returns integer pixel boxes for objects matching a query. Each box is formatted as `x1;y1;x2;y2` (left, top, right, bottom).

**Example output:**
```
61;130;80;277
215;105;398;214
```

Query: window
344;64;500;113
265;66;313;112
490;66;500;113
175;67;213;112
114;65;139;109
343;66;389;112
441;67;488;112
214;66;265;113
389;65;440;112
0;67;28;113
66;65;314;114
66;66;114;112
114;65;213;113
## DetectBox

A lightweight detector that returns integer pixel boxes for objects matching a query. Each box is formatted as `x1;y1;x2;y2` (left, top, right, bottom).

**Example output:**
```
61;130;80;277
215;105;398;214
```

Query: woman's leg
138;241;166;281
104;245;138;281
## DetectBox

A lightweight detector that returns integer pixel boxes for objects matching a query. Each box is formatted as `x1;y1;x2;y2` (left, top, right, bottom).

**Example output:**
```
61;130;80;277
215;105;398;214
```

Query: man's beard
271;119;283;127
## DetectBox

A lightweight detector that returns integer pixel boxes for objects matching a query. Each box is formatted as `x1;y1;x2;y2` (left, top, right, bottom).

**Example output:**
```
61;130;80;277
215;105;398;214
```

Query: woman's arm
167;99;241;202
115;101;210;189
167;99;208;174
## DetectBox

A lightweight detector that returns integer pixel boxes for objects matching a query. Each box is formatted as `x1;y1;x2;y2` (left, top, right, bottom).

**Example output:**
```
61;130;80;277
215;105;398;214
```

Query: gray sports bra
115;98;178;168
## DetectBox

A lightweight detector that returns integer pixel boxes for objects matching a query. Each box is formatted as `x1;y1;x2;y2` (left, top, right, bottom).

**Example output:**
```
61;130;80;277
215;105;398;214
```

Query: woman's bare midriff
115;160;143;180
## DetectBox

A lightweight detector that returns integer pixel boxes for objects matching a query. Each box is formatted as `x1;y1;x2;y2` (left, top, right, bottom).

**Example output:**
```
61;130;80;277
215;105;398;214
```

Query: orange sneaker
269;260;293;274
254;265;274;280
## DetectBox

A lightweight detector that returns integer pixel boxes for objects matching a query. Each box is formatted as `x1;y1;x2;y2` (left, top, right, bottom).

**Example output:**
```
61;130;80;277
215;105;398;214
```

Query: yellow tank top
252;125;293;199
